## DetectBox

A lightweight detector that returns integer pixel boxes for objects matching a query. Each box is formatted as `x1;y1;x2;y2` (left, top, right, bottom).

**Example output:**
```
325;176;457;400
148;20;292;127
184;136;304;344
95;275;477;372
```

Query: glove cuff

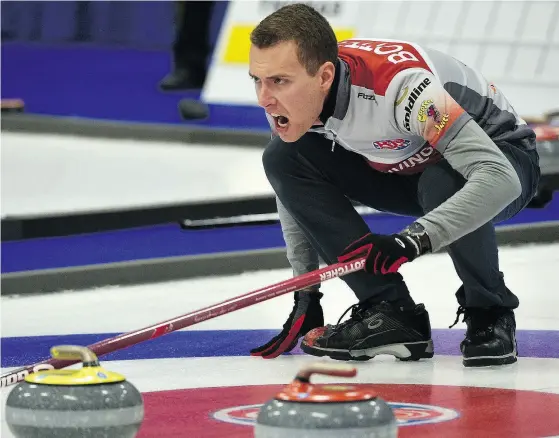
295;290;323;301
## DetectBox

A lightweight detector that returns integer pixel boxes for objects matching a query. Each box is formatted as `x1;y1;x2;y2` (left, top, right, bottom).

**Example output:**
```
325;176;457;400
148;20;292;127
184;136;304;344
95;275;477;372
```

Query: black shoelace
449;306;466;329
332;302;369;333
449;306;499;339
332;300;389;333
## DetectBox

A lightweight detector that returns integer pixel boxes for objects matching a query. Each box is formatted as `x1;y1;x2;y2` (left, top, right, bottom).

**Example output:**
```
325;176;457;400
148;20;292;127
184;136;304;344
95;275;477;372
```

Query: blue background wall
1;1;269;130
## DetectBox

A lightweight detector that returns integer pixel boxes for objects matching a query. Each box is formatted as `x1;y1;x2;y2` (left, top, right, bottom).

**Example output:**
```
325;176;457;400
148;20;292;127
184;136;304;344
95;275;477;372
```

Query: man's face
249;40;335;142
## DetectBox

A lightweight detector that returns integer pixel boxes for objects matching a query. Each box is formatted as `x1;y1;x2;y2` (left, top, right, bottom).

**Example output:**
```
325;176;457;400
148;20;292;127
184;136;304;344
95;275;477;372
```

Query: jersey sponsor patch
427;103;443;124
395;86;409;106
417;99;434;122
418;99;450;133
403;77;431;131
422;95;458;144
373;139;411;151
394;71;467;147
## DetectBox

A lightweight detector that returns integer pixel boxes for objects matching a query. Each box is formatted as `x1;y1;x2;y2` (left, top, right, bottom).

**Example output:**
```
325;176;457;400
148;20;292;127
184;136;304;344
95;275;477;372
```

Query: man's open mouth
271;113;289;128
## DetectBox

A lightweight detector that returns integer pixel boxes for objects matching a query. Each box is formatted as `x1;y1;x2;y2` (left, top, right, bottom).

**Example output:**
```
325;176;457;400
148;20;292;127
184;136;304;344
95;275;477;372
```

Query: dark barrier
1;196;278;241
2;206;559;295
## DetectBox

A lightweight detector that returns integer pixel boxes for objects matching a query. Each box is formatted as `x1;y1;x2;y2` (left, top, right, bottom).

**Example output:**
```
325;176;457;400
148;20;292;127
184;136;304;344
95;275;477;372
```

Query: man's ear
319;61;336;90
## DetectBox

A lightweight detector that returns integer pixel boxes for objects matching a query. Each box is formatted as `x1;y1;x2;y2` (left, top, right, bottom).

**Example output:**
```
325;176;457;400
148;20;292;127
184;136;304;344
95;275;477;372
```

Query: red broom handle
1;257;366;388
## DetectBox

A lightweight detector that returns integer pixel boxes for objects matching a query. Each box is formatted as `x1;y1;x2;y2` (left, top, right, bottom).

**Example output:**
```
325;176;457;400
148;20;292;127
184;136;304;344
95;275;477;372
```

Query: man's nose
257;84;276;108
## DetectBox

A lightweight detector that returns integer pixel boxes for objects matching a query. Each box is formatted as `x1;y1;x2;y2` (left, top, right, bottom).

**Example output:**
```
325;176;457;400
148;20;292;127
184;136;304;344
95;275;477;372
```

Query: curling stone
5;345;144;438
255;362;397;438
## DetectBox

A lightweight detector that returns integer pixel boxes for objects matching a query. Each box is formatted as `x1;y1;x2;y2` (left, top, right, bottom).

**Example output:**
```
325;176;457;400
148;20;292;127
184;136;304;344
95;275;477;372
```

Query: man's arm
390;70;521;252
276;197;320;280
250;197;324;359
415;119;521;251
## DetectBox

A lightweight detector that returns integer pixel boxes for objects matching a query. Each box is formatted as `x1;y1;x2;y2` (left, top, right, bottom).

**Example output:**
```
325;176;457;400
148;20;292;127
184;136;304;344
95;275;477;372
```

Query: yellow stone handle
295;362;357;382
50;345;100;367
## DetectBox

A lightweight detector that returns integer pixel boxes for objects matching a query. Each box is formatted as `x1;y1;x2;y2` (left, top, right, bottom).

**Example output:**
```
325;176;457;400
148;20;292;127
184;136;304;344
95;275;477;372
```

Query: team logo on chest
373;139;411;151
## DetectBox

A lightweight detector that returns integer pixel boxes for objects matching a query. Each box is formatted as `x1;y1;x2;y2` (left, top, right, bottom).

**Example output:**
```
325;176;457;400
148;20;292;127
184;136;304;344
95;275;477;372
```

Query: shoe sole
462;352;518;367
300;340;434;362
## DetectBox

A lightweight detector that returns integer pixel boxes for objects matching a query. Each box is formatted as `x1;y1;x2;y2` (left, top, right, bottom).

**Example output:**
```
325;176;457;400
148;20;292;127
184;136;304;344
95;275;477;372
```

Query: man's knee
263;134;326;193
418;161;466;213
262;136;297;185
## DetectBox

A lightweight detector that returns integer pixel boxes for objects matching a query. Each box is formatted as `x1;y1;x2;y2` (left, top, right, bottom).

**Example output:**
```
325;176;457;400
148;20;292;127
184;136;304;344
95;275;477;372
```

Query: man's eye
274;78;286;85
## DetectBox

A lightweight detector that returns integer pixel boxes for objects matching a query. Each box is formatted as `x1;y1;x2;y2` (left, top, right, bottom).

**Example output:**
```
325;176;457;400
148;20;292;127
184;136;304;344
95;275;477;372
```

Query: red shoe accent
302;326;329;347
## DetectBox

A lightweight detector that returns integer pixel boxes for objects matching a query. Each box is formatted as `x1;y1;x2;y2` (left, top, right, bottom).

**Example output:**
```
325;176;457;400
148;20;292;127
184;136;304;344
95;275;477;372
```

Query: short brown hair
250;3;338;75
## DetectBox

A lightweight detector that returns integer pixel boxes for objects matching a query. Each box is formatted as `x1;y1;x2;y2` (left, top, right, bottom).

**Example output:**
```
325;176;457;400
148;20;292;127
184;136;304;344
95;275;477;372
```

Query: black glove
251;291;324;359
338;224;431;274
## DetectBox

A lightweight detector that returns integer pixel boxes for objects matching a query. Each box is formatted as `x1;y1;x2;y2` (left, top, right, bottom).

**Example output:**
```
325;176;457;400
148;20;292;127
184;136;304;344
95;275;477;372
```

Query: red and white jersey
306;38;535;175
272;38;538;272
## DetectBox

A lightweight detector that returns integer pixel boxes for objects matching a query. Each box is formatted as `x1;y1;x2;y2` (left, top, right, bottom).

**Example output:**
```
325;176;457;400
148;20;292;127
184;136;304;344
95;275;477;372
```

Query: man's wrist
399;222;432;256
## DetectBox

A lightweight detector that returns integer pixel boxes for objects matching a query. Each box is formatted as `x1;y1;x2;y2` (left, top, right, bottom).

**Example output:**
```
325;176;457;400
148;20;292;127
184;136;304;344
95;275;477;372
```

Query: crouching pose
248;4;540;367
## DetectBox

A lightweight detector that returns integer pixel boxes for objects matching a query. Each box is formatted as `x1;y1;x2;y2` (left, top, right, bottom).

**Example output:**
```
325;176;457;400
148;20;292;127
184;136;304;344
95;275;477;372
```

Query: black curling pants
262;133;540;309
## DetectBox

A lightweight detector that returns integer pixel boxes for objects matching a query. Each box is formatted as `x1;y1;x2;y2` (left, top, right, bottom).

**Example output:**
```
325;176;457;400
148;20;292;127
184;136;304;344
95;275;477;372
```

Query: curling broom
1;257;366;388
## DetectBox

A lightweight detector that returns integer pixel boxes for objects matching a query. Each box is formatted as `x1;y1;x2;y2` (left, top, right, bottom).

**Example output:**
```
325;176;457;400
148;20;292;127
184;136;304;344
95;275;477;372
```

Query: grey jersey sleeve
276;197;320;283
415;119;522;251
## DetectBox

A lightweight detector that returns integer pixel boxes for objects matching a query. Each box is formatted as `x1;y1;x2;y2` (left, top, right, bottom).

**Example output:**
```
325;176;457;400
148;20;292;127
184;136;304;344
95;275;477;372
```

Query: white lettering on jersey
340;41;374;52
340;41;419;64
373;43;419;64
387;146;436;173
